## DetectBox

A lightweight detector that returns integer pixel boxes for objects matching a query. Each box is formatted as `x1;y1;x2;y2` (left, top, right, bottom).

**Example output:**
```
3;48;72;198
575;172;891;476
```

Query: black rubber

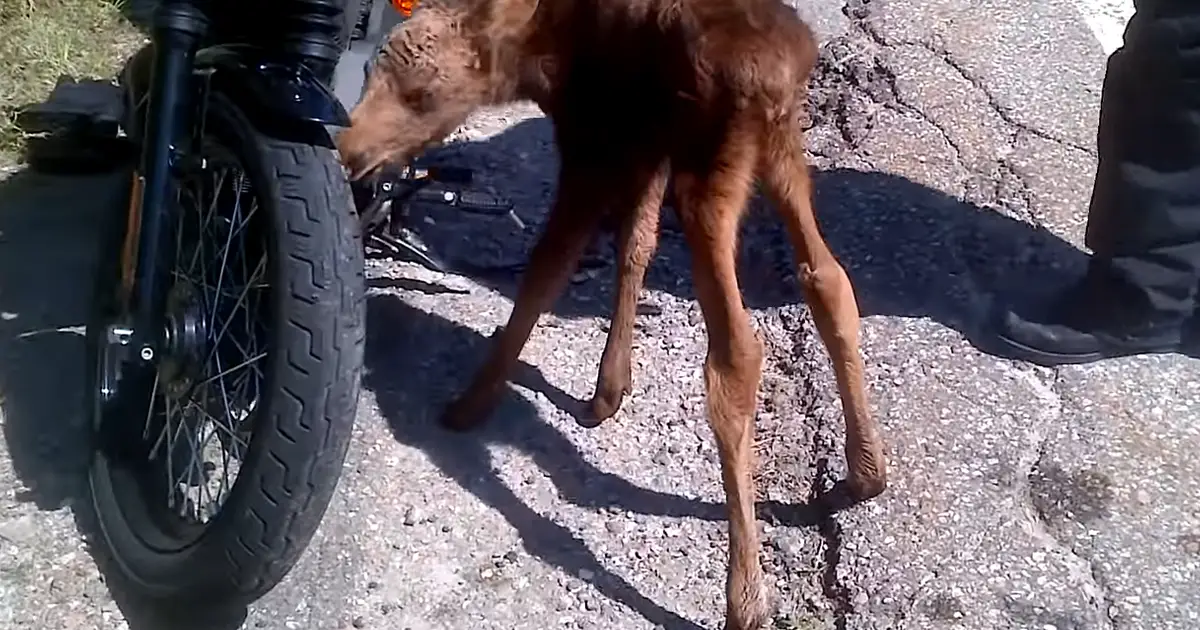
83;90;365;607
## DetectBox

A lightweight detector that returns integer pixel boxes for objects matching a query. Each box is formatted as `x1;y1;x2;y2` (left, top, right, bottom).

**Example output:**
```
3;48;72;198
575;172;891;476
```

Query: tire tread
87;100;365;606
216;138;365;602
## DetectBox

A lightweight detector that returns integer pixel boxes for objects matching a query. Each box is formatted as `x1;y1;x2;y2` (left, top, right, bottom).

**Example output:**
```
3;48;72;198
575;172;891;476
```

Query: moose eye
402;88;437;114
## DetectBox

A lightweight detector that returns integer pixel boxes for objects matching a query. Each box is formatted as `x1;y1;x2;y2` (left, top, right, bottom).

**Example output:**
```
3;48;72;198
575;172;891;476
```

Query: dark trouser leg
990;0;1200;365
1084;0;1200;321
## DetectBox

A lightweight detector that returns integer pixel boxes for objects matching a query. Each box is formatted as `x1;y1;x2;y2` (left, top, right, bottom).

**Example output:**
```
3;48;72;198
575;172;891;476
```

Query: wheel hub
161;281;209;396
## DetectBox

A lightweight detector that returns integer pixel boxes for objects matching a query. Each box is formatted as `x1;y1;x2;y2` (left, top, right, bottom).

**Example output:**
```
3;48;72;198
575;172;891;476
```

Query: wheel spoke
204;255;266;366
182;397;249;460
198;352;266;389
208;173;245;333
136;146;268;526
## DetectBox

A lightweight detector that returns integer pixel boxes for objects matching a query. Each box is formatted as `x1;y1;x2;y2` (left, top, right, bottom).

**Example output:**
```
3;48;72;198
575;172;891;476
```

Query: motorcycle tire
83;90;365;606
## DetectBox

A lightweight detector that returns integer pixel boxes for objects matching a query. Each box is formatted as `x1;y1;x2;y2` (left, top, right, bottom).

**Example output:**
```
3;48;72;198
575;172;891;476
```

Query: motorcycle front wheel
84;90;365;606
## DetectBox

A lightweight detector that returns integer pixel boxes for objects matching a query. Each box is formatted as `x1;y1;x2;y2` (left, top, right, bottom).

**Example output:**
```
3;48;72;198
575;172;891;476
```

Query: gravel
3;1;1198;629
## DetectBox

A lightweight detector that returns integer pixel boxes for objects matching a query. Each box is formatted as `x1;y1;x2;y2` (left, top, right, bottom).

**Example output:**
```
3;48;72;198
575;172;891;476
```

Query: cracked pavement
1;0;1198;629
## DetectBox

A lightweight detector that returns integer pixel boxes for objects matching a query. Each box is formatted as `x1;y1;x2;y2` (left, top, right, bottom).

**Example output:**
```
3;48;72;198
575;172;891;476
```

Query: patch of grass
0;0;145;165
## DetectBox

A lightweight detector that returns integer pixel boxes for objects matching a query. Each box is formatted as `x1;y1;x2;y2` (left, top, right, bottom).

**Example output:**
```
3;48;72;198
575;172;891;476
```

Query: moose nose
334;128;375;181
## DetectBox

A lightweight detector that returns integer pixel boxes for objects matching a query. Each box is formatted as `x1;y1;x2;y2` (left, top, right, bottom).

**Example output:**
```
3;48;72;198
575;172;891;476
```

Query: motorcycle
13;0;520;607
21;0;364;607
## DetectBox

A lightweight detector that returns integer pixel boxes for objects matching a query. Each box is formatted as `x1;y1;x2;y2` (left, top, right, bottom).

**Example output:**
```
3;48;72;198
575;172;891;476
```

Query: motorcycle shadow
0;168;248;630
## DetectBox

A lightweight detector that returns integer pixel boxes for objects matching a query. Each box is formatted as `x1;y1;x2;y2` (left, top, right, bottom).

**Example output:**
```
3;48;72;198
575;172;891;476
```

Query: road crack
809;0;1096;224
812;36;968;172
991;156;1042;225
1016;368;1117;629
843;0;1095;157
747;200;855;623
812;458;852;630
760;304;855;629
910;40;1096;156
810;0;1060;229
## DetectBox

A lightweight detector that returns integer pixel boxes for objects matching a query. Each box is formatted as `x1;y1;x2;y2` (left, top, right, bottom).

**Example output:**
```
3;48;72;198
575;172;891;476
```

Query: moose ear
516;54;555;100
465;0;540;38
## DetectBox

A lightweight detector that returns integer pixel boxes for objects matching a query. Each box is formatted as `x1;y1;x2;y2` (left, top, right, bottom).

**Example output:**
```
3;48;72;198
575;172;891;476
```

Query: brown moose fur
336;0;888;627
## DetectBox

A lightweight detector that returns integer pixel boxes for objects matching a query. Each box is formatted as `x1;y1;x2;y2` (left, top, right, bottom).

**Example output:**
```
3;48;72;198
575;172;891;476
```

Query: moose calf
337;0;888;627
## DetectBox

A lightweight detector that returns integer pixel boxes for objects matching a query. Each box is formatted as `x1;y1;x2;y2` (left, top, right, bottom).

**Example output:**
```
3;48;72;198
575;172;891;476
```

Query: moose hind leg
674;133;773;630
761;124;886;500
584;160;669;427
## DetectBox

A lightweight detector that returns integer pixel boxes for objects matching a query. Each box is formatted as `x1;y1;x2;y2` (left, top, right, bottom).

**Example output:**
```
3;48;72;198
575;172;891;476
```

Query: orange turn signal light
392;0;416;17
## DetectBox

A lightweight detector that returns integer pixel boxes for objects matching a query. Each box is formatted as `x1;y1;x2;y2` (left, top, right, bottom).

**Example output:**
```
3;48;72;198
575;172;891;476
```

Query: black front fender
194;44;350;148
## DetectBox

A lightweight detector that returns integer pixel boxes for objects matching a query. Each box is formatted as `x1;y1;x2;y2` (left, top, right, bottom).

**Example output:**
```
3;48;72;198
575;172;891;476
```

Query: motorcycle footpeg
412;186;524;229
457;189;514;214
459;191;524;228
409;185;510;214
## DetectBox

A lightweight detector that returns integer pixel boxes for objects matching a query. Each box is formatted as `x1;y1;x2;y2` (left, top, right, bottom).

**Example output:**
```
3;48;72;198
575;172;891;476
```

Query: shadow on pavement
364;294;852;630
0;170;108;511
361;120;1110;624
0;118;1102;630
413;118;1091;336
0;169;247;630
366;294;707;629
0;168;830;630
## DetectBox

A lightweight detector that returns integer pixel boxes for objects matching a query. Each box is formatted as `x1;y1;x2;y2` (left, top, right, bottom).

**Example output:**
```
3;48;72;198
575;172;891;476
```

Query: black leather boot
987;2;1200;366
991;278;1186;366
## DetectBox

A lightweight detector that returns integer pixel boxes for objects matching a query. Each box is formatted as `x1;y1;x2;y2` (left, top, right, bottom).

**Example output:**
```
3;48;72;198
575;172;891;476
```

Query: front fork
124;2;208;353
99;2;208;442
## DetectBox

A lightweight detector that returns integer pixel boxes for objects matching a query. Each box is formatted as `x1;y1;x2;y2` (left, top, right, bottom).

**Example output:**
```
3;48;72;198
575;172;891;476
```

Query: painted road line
1075;0;1135;55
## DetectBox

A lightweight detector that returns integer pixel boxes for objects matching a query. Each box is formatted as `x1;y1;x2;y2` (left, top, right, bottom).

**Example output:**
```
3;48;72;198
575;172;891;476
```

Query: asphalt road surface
3;0;1198;629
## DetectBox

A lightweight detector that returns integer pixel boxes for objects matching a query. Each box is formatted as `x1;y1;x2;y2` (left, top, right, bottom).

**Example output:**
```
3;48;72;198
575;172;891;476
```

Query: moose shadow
409;117;1090;334
365;294;715;628
356;122;1105;626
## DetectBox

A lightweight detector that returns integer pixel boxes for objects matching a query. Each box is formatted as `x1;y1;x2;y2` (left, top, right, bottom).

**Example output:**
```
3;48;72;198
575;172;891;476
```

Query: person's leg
992;0;1200;365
